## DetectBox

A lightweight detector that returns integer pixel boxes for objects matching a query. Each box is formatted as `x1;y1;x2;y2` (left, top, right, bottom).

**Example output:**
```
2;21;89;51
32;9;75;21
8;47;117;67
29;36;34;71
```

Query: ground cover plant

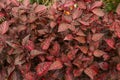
0;0;120;80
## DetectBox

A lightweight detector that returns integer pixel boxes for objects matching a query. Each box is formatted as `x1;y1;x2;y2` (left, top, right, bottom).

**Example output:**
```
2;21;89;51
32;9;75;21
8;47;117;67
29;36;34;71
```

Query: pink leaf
36;62;52;76
72;8;82;19
90;1;103;10
11;0;19;6
92;8;105;17
93;49;106;57
0;21;9;35
78;19;90;26
64;1;74;7
78;1;86;9
116;3;120;15
104;39;115;49
92;33;104;41
49;60;63;70
58;23;71;32
35;5;46;13
23;0;30;7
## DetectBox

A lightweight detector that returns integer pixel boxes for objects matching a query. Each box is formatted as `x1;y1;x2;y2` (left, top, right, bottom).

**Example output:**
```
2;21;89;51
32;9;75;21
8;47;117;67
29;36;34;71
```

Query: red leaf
79;46;88;54
92;33;104;41
64;34;73;40
0;21;9;35
93;49;106;57
90;1;103;10
36;62;52;76
25;40;35;51
35;5;46;13
116;3;120;15
24;72;35;80
49;60;63;70
116;63;120;71
73;69;84;77
99;62;109;70
72;8;82;19
84;64;99;79
92;8;105;17
49;41;60;56
74;36;86;43
41;37;53;50
104;38;115;49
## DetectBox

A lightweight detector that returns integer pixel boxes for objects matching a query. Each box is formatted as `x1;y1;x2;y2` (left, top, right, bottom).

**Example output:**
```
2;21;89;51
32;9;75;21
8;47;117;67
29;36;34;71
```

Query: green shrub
103;0;120;12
